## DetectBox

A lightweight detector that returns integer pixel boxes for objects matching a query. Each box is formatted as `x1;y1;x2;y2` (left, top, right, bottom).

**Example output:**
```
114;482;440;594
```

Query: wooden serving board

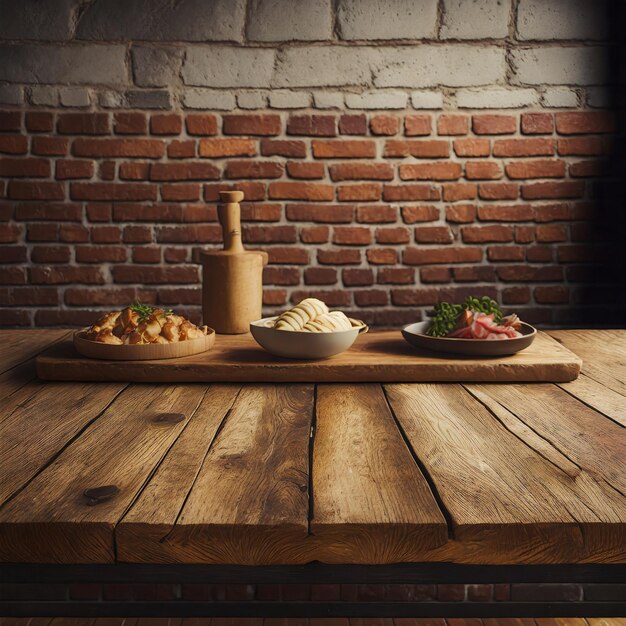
36;330;582;383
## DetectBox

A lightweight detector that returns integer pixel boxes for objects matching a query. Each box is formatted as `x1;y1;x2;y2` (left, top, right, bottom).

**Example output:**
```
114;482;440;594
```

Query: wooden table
1;329;625;617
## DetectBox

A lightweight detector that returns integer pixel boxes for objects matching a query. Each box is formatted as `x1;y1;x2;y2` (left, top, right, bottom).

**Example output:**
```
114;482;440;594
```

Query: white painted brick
269;91;310;109
345;91;408;110
132;46;183;88
410;91;444;109
99;91;126;108
0;0;77;40
183;88;236;110
586;87;612;109
374;45;506;88
517;0;609;41
77;0;245;42
0;85;23;106
29;86;58;106
511;47;609;86
456;88;539;109
247;0;332;41
59;88;91;108
337;0;438;40
541;87;578;108
441;0;510;39
183;46;275;89
273;46;373;88
0;44;128;85
237;91;268;110
313;92;345;109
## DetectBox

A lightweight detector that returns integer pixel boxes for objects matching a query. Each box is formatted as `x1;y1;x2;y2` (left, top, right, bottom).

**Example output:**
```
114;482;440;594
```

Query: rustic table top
0;329;624;566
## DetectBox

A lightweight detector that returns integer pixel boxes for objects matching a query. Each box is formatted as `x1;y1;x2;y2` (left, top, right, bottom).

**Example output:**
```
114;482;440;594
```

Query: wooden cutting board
36;330;582;383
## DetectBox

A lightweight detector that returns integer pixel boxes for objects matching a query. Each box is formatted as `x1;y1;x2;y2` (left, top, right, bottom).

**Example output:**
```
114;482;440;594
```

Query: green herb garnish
426;296;502;337
129;302;174;323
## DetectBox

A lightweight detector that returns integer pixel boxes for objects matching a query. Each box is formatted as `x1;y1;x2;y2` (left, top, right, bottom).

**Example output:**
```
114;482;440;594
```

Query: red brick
156;224;222;243
264;267;301;285
377;267;414;284
301;225;329;243
502;286;530;304
312;140;376;158
555;111;616;135
421;267;451;283
199;138;256;158
0;309;32;325
123;225;153;243
31;136;68;157
521;181;585;200
383;184;440;202
9;181;64;200
454;138;490;157
535;286;569;303
355;289;389;306
164;247;189;263
114;112;147;135
569;160;607;177
150;113;182;135
0;157;50;178
73;138;164;158
161;184;201;202
225;160;283;179
384;140;449;158
119;161;150;180
0;135;28;154
402;205;439;223
0;267;27;285
356;205;397;223
330;162;393;181
203;182;265;201
339;114;367;135
533;203;570;222
333;226;372;245
76;245;127;263
70;182;157;201
515;225;535;243
337;183;381;202
186;114;218;136
64;287;137;307
493;138;554;157
15;202;81;221
366;248;397;264
0;223;23;243
403;246;483;265
263;289;288;306
25;112;54;133
442;183;477;202
462;225;513;243
244;225;297;244
526;245;553;262
414;226;453;244
472;114;516;135
319;248;361;265
0;111;21;132
370;115;400;136
31;245;71;263
268;182;333;201
465;161;502;180
113;265;199;284
536;223;567;242
168;140;196;159
240;203;281;222
150;162;220;181
27;223;58;241
478;204;533;221
2;286;58;305
260;139;307;159
453;266;496;282
521;113;554;135
287;114;335;137
57;113;110;135
445;204;476;223
99;160;115;180
404;114;431;136
286;204;353;223
392;288;439;306
497;265;562;282
478;182;518;200
506;159;566;179
343;268;373;286
487;245;525;261
557;137;613;156
304;267;337;285
376;226;410;244
56;159;94;180
91;225;121;243
286;161;324;179
59;224;89;242
438;114;468;136
224;114;282;136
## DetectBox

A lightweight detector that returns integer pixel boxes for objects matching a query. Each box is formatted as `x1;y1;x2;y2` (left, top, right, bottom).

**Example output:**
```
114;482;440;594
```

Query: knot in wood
152;412;185;425
83;484;120;506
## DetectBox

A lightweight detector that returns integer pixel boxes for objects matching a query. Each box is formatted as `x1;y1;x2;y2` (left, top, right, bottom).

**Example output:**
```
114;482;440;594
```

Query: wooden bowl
73;328;216;361
402;321;537;356
250;316;368;359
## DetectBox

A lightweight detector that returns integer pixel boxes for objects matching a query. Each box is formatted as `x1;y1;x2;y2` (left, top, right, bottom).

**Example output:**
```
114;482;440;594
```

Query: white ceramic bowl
250;316;368;359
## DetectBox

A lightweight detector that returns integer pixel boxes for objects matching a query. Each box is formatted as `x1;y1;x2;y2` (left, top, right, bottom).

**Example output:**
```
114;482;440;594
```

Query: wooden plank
147;384;314;564
116;384;241;563
0;383;208;563
384;383;626;564
0;329;69;375
36;331;582;383
549;330;626;395
311;384;447;563
0;380;126;505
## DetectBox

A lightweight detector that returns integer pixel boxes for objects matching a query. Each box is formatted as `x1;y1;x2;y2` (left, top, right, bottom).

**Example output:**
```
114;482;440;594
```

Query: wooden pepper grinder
200;191;268;334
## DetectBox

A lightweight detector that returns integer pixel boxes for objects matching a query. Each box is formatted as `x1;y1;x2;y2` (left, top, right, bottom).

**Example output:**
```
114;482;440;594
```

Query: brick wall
0;0;623;327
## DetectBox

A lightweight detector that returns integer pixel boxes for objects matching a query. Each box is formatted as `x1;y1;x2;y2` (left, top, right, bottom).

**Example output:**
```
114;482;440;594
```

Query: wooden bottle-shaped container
200;191;268;334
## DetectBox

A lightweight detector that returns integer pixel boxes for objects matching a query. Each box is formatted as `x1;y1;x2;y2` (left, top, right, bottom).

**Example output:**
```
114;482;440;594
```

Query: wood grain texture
0;329;69;375
148;384;314;564
558;374;626;427
36;331;582;383
385;383;626;564
116;384;241;563
311;383;447;563
0;384;208;563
